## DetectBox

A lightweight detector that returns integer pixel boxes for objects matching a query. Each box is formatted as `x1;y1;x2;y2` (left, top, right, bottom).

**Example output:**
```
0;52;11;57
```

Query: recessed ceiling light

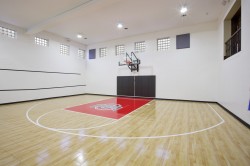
77;34;83;39
117;23;123;29
180;6;188;15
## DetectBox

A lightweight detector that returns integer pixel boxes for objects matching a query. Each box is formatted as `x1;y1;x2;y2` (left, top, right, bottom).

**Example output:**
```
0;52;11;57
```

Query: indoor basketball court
0;0;250;165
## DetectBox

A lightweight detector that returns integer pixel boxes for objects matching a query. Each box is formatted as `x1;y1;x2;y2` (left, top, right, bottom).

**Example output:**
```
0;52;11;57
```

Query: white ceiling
0;0;225;45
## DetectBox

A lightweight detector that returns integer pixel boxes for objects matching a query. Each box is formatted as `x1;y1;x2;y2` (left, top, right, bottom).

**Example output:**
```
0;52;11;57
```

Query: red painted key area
66;97;152;119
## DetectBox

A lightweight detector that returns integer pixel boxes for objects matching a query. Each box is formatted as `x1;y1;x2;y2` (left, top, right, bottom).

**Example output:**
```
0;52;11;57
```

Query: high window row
0;26;86;59
98;37;170;58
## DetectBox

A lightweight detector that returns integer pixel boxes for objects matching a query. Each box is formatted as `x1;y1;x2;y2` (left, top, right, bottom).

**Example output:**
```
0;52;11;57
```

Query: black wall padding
135;76;155;97
117;76;134;96
117;75;155;97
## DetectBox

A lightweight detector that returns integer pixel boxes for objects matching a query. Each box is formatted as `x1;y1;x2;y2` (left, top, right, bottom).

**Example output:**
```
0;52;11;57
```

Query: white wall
218;0;250;125
0;21;87;104
86;22;220;102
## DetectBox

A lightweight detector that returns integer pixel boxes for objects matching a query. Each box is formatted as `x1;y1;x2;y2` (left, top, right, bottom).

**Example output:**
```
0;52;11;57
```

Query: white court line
36;109;118;130
26;100;50;126
26;97;114;129
207;104;225;123
26;100;225;139
36;100;152;131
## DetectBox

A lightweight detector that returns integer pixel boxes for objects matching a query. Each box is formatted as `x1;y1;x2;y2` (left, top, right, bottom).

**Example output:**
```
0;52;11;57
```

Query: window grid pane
157;37;170;51
35;37;48;47
116;45;125;56
99;48;107;57
60;44;70;55
0;26;16;38
135;41;145;52
78;49;86;59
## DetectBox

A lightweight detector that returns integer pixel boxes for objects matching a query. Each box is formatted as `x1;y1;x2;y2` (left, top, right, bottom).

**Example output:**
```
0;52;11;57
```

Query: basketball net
124;59;132;64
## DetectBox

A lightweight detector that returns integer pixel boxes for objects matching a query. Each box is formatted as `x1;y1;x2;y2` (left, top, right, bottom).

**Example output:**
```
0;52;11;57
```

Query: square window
116;45;125;56
157;37;170;51
35;37;49;47
176;33;190;49
0;26;16;38
135;41;145;52
60;44;70;55
78;49;86;59
89;49;96;59
99;47;107;57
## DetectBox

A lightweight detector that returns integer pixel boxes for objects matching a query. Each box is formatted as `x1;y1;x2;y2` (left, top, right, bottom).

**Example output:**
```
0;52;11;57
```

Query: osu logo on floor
91;103;123;112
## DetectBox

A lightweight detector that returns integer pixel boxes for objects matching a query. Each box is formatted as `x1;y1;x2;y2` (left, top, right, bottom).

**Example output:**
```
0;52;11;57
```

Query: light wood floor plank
0;95;249;166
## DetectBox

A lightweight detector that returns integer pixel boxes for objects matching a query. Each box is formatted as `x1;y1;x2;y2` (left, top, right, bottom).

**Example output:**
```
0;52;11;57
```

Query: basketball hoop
124;60;132;64
118;52;140;72
122;56;131;65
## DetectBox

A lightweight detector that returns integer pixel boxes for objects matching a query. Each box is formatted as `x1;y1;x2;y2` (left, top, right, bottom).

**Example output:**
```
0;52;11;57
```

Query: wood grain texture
0;95;249;166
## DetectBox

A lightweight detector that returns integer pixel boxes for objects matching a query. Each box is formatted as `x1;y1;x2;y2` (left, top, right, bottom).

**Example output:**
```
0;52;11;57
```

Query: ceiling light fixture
77;34;83;39
117;23;123;29
180;6;188;16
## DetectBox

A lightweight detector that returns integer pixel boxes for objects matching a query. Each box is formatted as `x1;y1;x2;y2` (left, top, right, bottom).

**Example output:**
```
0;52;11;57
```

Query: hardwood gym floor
0;95;249;166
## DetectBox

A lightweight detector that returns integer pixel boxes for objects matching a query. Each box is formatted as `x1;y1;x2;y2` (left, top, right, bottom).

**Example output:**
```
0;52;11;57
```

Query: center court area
0;95;249;165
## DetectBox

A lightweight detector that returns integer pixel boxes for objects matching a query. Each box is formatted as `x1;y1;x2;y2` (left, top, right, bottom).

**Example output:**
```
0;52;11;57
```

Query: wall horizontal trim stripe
0;68;81;75
0;85;86;91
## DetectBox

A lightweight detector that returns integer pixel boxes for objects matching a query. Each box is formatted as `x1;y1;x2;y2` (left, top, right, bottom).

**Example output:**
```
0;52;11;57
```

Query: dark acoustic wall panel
135;76;155;97
117;76;134;96
89;49;96;59
117;75;156;98
176;33;190;49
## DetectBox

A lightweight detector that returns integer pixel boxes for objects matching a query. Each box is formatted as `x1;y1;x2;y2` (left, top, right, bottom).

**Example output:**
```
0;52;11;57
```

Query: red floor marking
66;97;152;119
